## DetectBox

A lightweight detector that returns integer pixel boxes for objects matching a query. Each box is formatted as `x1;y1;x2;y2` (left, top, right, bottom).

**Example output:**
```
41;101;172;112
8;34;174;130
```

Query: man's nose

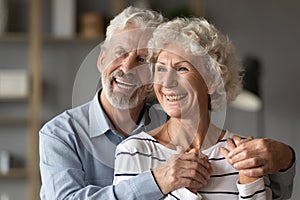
121;52;138;74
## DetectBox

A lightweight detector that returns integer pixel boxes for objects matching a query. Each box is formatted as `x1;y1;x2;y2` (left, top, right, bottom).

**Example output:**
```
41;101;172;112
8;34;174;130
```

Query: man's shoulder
40;102;90;137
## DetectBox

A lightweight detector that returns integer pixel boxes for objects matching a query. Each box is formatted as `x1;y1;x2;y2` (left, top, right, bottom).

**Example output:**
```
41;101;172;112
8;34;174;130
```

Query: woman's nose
162;70;178;88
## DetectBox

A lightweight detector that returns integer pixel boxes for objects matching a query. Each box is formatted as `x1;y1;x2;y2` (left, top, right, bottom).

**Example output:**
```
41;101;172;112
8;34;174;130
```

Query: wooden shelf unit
0;33;29;42
0;0;41;199
0;168;28;179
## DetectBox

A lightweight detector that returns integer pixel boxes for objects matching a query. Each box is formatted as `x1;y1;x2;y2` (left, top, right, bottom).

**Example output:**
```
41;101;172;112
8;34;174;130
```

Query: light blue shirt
39;91;166;199
39;91;295;199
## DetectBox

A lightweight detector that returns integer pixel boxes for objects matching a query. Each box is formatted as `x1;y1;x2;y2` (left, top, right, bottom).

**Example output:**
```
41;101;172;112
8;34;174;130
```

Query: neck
167;112;210;151
99;92;145;137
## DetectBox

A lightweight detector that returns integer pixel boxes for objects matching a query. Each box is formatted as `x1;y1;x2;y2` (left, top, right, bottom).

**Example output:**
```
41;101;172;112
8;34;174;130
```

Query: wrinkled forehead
108;27;156;52
159;43;205;69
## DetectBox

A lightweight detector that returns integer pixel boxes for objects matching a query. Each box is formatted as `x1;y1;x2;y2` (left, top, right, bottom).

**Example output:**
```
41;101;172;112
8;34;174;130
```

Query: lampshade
230;56;263;112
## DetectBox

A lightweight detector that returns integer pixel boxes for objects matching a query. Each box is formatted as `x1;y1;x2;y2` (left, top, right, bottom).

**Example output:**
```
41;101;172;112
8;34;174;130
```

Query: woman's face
153;46;209;119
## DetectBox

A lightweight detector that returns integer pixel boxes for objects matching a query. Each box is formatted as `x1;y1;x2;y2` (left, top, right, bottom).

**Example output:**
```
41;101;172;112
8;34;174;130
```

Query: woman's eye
156;65;167;72
177;66;189;71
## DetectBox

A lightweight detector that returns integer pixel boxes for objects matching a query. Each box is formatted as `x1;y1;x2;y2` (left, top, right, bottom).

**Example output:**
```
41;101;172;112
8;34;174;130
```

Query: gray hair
148;17;242;110
103;6;165;47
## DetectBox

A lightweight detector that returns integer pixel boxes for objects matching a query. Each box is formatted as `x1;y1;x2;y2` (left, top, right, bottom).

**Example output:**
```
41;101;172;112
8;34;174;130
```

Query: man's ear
97;49;105;73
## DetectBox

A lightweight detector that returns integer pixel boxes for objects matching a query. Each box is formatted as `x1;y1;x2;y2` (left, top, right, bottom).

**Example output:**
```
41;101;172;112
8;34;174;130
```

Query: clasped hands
153;135;294;194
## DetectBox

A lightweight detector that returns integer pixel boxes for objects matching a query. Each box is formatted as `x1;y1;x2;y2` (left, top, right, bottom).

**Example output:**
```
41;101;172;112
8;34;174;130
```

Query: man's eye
115;49;126;57
137;56;147;63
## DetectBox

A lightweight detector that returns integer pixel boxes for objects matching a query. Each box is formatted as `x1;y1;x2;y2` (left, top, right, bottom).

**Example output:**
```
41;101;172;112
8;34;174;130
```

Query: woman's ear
97;49;105;73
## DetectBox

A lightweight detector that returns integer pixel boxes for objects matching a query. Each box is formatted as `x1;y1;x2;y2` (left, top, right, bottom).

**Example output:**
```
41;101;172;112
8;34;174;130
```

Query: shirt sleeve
113;142;164;199
166;188;202;200
269;160;296;199
40;130;164;200
236;176;272;200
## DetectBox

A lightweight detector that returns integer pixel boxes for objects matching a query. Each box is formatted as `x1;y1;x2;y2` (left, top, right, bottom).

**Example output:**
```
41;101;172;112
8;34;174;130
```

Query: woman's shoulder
117;132;160;152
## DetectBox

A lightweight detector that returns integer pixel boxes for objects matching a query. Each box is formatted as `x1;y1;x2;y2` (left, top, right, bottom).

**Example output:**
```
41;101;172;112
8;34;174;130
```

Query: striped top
113;131;271;200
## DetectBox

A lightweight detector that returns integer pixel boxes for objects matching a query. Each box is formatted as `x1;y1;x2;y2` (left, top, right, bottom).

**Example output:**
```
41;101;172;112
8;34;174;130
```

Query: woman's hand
152;148;211;195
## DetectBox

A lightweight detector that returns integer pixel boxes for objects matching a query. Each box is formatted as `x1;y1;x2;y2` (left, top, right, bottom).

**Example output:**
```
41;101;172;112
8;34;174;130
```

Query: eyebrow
156;60;192;66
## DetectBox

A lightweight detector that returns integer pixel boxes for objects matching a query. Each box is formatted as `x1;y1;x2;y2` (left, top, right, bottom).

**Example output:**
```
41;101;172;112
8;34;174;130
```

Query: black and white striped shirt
114;131;271;200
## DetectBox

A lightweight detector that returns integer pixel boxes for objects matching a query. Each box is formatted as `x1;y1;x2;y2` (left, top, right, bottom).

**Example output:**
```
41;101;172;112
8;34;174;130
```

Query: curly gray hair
148;17;242;110
103;6;165;47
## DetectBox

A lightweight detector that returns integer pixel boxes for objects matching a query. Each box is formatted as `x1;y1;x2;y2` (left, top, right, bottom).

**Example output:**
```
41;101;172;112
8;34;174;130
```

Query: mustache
109;69;141;85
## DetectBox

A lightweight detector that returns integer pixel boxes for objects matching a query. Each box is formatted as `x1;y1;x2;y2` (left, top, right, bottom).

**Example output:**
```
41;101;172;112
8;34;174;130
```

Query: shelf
0;116;28;125
0;33;29;42
43;34;104;43
0;97;29;103
0;168;27;179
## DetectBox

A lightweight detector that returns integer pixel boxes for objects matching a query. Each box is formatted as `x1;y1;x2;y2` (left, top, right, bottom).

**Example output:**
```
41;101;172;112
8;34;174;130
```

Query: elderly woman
113;17;271;199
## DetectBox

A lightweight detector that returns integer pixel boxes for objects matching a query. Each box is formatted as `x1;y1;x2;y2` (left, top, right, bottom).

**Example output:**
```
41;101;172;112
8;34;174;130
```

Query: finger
234;136;254;146
227;143;247;158
232;157;265;170
188;148;207;159
188;148;198;154
177;176;208;191
220;147;235;166
242;167;265;178
232;135;242;145
228;140;259;162
176;145;184;154
177;159;212;180
226;138;237;151
178;164;211;185
220;147;229;158
179;152;210;169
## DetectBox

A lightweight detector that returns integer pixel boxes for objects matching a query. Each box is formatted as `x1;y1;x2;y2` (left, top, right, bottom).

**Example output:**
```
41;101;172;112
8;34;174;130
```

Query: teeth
166;94;186;101
115;78;136;90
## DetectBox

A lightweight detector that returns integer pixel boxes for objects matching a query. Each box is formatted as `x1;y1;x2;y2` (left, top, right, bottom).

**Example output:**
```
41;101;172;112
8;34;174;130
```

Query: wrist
280;146;295;172
238;171;259;184
151;168;169;195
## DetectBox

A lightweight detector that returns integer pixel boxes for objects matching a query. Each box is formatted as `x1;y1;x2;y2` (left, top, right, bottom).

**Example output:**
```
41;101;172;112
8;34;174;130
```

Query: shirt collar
89;90;150;138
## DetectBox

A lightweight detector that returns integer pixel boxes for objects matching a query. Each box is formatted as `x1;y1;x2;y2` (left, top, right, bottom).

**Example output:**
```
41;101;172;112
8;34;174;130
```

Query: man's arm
39;131;163;200
221;135;296;199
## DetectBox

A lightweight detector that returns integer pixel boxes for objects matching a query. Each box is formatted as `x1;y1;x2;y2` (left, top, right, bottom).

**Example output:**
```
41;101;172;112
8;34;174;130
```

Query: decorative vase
80;12;104;39
0;0;8;35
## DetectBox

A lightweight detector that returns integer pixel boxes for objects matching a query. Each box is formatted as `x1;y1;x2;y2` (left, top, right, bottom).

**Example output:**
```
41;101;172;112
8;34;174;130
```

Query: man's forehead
109;27;154;50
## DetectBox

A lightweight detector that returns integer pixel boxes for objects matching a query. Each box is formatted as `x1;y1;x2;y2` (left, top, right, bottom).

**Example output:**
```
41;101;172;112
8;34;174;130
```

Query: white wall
204;1;299;199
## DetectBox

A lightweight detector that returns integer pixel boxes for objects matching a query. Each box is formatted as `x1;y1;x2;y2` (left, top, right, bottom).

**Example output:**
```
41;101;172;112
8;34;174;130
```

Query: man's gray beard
102;81;146;110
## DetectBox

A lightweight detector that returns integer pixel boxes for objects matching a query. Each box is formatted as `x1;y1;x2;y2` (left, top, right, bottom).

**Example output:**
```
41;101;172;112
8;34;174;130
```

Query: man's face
98;26;153;109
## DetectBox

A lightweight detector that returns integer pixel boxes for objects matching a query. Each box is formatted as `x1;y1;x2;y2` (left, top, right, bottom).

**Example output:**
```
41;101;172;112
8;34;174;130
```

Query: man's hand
220;135;294;177
221;136;259;184
152;148;211;195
